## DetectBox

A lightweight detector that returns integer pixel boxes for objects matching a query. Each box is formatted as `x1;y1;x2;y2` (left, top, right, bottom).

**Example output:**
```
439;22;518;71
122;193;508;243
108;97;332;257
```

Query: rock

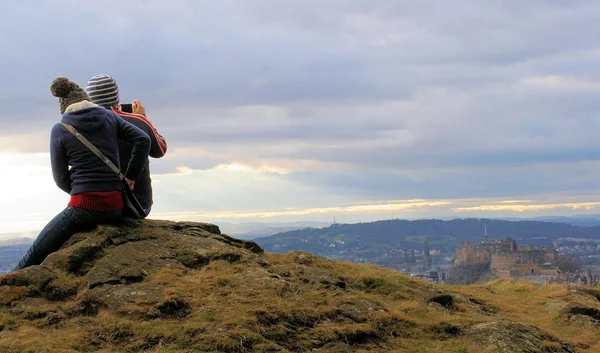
215;233;263;254
428;292;499;314
85;282;166;318
292;251;320;265
154;297;191;318
162;220;221;235
467;297;500;315
559;303;600;328
168;233;248;268
335;299;387;322
0;266;56;291
0;219;262;320
43;230;110;274
571;288;600;302
11;298;56;320
429;294;455;309
39;219;263;276
46;312;68;325
85;241;184;288
465;321;578;353
431;322;462;339
320;277;347;290
43;275;85;301
0;286;27;305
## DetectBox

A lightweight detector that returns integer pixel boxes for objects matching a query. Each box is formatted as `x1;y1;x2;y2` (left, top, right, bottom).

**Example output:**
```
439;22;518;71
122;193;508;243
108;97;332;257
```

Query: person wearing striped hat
86;74;168;216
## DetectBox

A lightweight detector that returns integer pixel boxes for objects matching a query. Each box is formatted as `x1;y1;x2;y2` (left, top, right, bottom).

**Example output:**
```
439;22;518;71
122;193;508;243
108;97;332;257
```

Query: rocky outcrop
465;321;578;353
559;303;600;329
1;219;262;314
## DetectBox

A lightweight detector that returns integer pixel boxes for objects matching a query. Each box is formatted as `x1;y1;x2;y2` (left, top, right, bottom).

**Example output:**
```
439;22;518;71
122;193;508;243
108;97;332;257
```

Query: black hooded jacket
50;102;151;195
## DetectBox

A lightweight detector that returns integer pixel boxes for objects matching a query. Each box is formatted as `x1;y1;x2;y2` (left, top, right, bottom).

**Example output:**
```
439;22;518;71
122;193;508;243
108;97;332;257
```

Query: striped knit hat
85;74;120;107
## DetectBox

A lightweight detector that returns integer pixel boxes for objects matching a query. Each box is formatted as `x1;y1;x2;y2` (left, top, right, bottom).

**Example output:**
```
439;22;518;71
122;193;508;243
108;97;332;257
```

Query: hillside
0;238;34;246
0;219;599;352
255;218;600;257
219;221;331;240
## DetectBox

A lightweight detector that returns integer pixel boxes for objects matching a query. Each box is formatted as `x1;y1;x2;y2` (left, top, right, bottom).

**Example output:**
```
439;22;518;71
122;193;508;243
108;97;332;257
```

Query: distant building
454;226;558;276
423;237;432;270
524;270;599;286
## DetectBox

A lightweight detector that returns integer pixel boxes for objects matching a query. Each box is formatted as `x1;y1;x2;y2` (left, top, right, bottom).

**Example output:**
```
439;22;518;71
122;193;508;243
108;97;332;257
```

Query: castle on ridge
455;224;558;278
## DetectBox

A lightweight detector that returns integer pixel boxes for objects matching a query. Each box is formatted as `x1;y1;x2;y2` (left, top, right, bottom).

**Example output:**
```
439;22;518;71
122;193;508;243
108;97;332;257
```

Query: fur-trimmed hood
64;100;97;113
61;101;110;134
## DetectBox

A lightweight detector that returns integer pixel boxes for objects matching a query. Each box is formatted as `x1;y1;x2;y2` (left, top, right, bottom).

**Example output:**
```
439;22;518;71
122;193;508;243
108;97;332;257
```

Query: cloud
0;154;68;234
2;1;600;233
0;132;50;153
453;201;600;213
521;75;600;92
149;199;454;223
3;153;600;237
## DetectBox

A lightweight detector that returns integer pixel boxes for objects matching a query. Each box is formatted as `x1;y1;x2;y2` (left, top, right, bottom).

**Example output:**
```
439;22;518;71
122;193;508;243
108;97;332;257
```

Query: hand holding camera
119;99;146;115
132;99;146;115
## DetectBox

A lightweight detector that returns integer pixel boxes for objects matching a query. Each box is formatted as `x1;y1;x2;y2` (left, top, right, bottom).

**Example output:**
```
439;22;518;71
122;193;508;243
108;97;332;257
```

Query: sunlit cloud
0;132;49;153
453;201;600;213
521;75;600;92
149;199;453;222
174;165;194;174
499;200;534;204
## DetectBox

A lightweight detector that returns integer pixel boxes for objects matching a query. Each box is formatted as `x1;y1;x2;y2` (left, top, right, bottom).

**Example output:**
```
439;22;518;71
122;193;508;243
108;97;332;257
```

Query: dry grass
1;250;599;352
445;279;600;352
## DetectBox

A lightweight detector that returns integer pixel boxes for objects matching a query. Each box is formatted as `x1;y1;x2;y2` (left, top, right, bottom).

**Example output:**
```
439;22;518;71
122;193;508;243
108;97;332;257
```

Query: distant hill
503;215;600;227
218;221;331;239
0;237;33;246
255;218;600;258
231;226;318;240
0;230;37;243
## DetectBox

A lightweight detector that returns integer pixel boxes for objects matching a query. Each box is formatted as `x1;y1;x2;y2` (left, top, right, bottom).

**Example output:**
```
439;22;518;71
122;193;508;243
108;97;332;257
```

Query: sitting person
14;77;150;271
86;74;167;215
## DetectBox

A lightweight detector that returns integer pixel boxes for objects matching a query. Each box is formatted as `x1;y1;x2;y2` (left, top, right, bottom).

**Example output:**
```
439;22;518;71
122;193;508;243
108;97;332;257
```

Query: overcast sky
2;0;600;237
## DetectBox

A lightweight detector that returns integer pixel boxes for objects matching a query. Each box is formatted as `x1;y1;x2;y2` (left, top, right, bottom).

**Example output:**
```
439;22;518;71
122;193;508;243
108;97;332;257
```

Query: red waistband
68;191;123;211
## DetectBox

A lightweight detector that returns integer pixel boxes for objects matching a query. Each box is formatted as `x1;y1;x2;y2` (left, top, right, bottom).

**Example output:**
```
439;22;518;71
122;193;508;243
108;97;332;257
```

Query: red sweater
68;191;123;211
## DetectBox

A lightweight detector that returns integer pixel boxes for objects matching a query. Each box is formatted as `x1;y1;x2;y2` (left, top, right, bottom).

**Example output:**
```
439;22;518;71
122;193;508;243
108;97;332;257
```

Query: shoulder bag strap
60;122;125;180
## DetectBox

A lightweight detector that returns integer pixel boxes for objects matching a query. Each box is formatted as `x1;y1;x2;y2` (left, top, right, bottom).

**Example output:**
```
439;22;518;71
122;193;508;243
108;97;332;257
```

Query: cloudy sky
2;0;600;236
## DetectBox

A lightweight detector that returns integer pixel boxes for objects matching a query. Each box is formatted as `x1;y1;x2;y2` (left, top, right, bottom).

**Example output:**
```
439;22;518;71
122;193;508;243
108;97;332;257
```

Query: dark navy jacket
50;103;151;195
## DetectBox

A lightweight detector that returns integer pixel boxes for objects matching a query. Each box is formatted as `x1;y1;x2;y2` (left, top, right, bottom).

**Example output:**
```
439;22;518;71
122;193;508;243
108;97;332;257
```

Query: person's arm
131;99;167;158
114;113;151;182
149;128;168;158
50;124;71;193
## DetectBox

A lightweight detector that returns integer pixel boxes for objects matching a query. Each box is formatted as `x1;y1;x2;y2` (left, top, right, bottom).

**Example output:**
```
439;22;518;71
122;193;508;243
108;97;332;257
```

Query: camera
120;103;133;113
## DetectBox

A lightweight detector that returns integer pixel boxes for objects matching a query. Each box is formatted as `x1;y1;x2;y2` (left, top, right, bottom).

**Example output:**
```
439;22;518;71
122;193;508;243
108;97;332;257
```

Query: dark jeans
14;206;122;271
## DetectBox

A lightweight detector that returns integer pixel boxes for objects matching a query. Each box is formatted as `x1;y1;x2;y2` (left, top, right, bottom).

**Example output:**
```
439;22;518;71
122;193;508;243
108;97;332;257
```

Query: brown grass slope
0;219;599;353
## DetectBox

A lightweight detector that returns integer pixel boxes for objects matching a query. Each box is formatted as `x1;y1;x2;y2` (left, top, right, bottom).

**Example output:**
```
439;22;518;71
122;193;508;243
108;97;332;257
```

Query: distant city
0;244;29;273
256;218;600;287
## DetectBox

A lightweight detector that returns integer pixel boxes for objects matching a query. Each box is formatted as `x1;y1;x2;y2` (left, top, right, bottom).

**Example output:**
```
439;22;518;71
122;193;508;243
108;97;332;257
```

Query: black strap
60;122;125;180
